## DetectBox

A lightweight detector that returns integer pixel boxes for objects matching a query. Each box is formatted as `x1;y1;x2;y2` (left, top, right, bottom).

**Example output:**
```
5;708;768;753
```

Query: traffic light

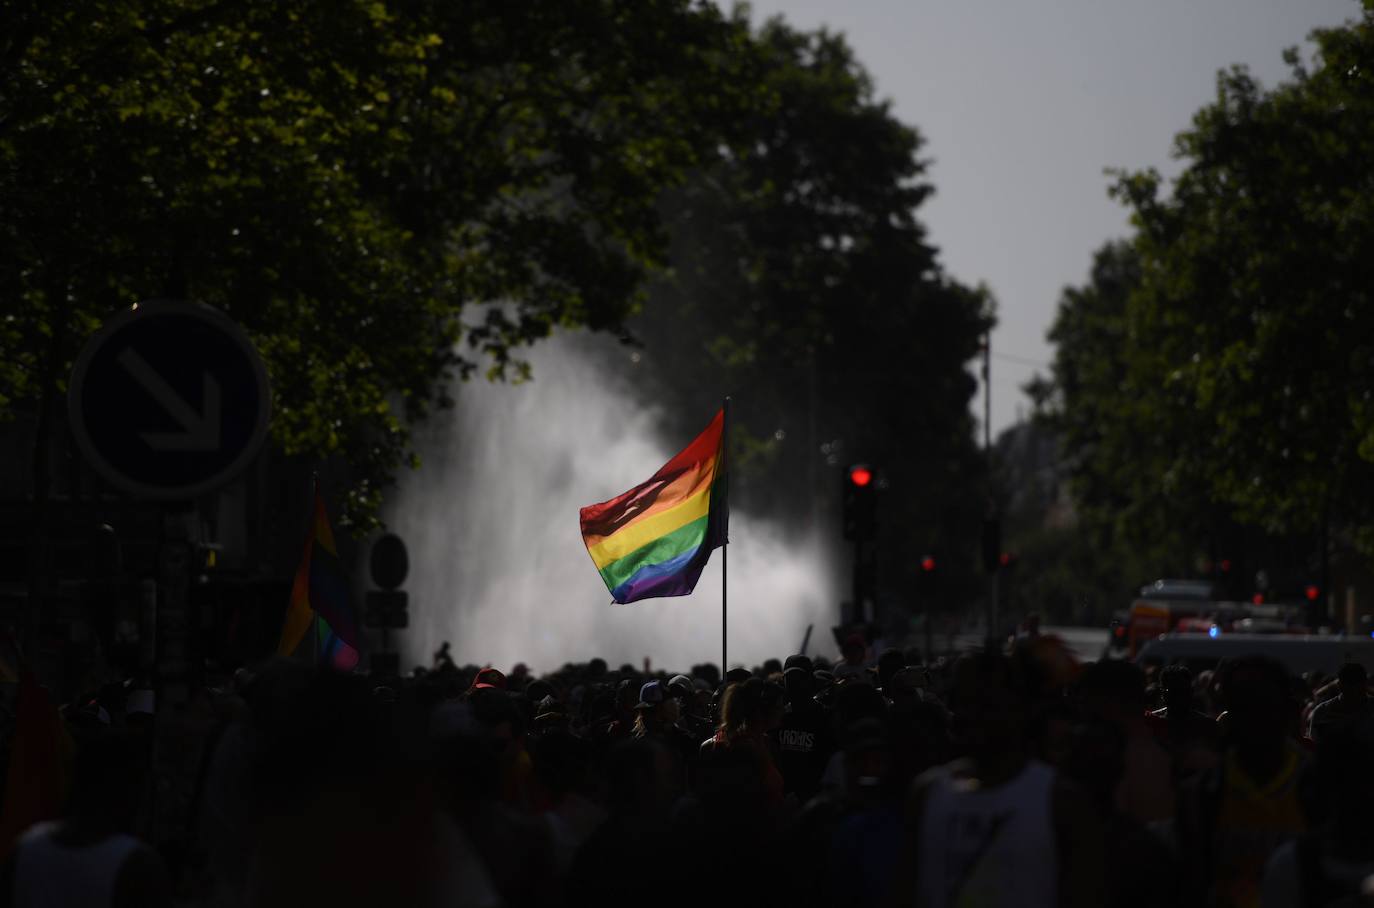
916;555;939;600
1305;585;1321;603
842;464;877;541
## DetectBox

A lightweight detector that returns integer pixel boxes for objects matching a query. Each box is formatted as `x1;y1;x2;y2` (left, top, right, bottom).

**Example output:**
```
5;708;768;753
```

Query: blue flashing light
1208;625;1220;639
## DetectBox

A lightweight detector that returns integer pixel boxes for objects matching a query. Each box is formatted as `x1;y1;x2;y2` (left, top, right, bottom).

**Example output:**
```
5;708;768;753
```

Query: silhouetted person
892;648;1105;908
774;667;835;804
1261;727;1374;907
1177;655;1311;908
1148;664;1221;778
700;679;786;806
1078;659;1175;825
1;730;170;908
565;739;683;907
1061;718;1178;908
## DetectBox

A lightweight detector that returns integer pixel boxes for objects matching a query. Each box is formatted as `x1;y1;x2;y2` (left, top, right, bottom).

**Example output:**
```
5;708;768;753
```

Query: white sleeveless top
916;759;1058;908
12;821;144;908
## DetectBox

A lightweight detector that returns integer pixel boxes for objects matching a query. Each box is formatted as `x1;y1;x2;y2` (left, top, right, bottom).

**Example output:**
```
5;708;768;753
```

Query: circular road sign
68;300;271;499
370;533;409;591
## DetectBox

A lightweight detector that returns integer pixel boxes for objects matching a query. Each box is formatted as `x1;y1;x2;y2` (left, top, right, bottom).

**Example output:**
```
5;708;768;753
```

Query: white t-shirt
12;821;146;908
916;760;1058;908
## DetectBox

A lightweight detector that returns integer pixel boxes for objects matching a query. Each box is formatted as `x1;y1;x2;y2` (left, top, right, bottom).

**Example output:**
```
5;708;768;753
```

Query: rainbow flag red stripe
580;409;728;603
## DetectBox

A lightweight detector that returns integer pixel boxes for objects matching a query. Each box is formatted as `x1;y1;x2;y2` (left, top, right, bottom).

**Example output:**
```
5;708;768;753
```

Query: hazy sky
744;0;1357;434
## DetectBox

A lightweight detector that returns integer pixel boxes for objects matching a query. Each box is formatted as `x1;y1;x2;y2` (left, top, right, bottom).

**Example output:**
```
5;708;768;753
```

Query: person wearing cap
531;696;570;736
774;666;835;805
632;681;698;783
631;681;675;738
667;674;713;743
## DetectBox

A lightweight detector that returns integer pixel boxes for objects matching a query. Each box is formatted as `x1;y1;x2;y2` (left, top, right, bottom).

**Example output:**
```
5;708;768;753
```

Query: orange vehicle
1124;579;1214;658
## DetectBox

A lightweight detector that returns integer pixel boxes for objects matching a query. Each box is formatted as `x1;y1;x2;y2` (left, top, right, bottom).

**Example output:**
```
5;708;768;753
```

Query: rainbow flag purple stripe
580;410;728;603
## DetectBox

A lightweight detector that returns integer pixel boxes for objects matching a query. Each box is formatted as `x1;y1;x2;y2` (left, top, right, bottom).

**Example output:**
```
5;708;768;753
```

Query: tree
1110;7;1374;555
1038;5;1374;617
628;20;993;610
1041;240;1208;571
1;0;760;526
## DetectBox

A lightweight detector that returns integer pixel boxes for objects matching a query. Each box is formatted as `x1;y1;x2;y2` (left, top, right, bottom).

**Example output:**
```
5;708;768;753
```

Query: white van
1134;633;1374;676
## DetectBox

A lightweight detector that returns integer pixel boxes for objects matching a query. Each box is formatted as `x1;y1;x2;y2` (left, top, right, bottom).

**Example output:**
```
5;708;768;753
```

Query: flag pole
722;396;730;676
310;472;320;666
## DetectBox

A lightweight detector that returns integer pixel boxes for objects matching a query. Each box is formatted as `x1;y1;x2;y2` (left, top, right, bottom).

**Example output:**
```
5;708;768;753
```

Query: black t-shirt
773;701;835;802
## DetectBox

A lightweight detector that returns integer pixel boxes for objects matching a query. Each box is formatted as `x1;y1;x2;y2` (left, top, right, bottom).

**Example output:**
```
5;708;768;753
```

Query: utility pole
983;333;998;641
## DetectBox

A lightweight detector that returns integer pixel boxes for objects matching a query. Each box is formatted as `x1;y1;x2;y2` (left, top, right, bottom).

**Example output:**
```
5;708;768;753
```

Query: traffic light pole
983;333;998;641
852;539;864;625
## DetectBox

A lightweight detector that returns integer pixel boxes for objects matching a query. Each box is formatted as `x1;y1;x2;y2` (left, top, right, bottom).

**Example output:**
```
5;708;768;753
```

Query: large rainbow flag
277;485;360;669
580;409;729;603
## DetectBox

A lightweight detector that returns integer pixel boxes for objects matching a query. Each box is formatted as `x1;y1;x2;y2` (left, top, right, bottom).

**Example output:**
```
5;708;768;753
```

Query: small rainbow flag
278;485;360;665
580;409;728;603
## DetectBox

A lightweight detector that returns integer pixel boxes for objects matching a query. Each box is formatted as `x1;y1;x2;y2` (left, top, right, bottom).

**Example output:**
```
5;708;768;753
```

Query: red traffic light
1305;585;1320;602
998;552;1012;567
920;556;936;572
848;465;873;488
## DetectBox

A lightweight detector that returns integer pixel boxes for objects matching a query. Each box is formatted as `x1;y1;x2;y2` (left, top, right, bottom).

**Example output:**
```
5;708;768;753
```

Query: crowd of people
2;632;1373;907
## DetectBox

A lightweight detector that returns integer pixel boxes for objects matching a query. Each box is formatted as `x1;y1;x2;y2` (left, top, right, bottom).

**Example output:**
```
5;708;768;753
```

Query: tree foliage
630;20;993;607
1040;5;1374;607
1;0;758;526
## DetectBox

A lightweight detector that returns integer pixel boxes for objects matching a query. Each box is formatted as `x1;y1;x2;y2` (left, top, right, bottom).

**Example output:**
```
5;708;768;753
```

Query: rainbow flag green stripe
580;410;727;603
598;514;710;592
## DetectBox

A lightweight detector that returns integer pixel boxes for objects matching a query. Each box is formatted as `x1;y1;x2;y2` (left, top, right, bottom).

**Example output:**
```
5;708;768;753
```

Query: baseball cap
471;667;507;691
724;668;752;686
667;674;694;697
783;666;813;697
533;695;566;722
635;680;667;710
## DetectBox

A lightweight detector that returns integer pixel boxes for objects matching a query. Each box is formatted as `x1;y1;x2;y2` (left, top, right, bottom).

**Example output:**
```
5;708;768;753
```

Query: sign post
67;300;271;840
365;533;409;676
68;300;271;693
